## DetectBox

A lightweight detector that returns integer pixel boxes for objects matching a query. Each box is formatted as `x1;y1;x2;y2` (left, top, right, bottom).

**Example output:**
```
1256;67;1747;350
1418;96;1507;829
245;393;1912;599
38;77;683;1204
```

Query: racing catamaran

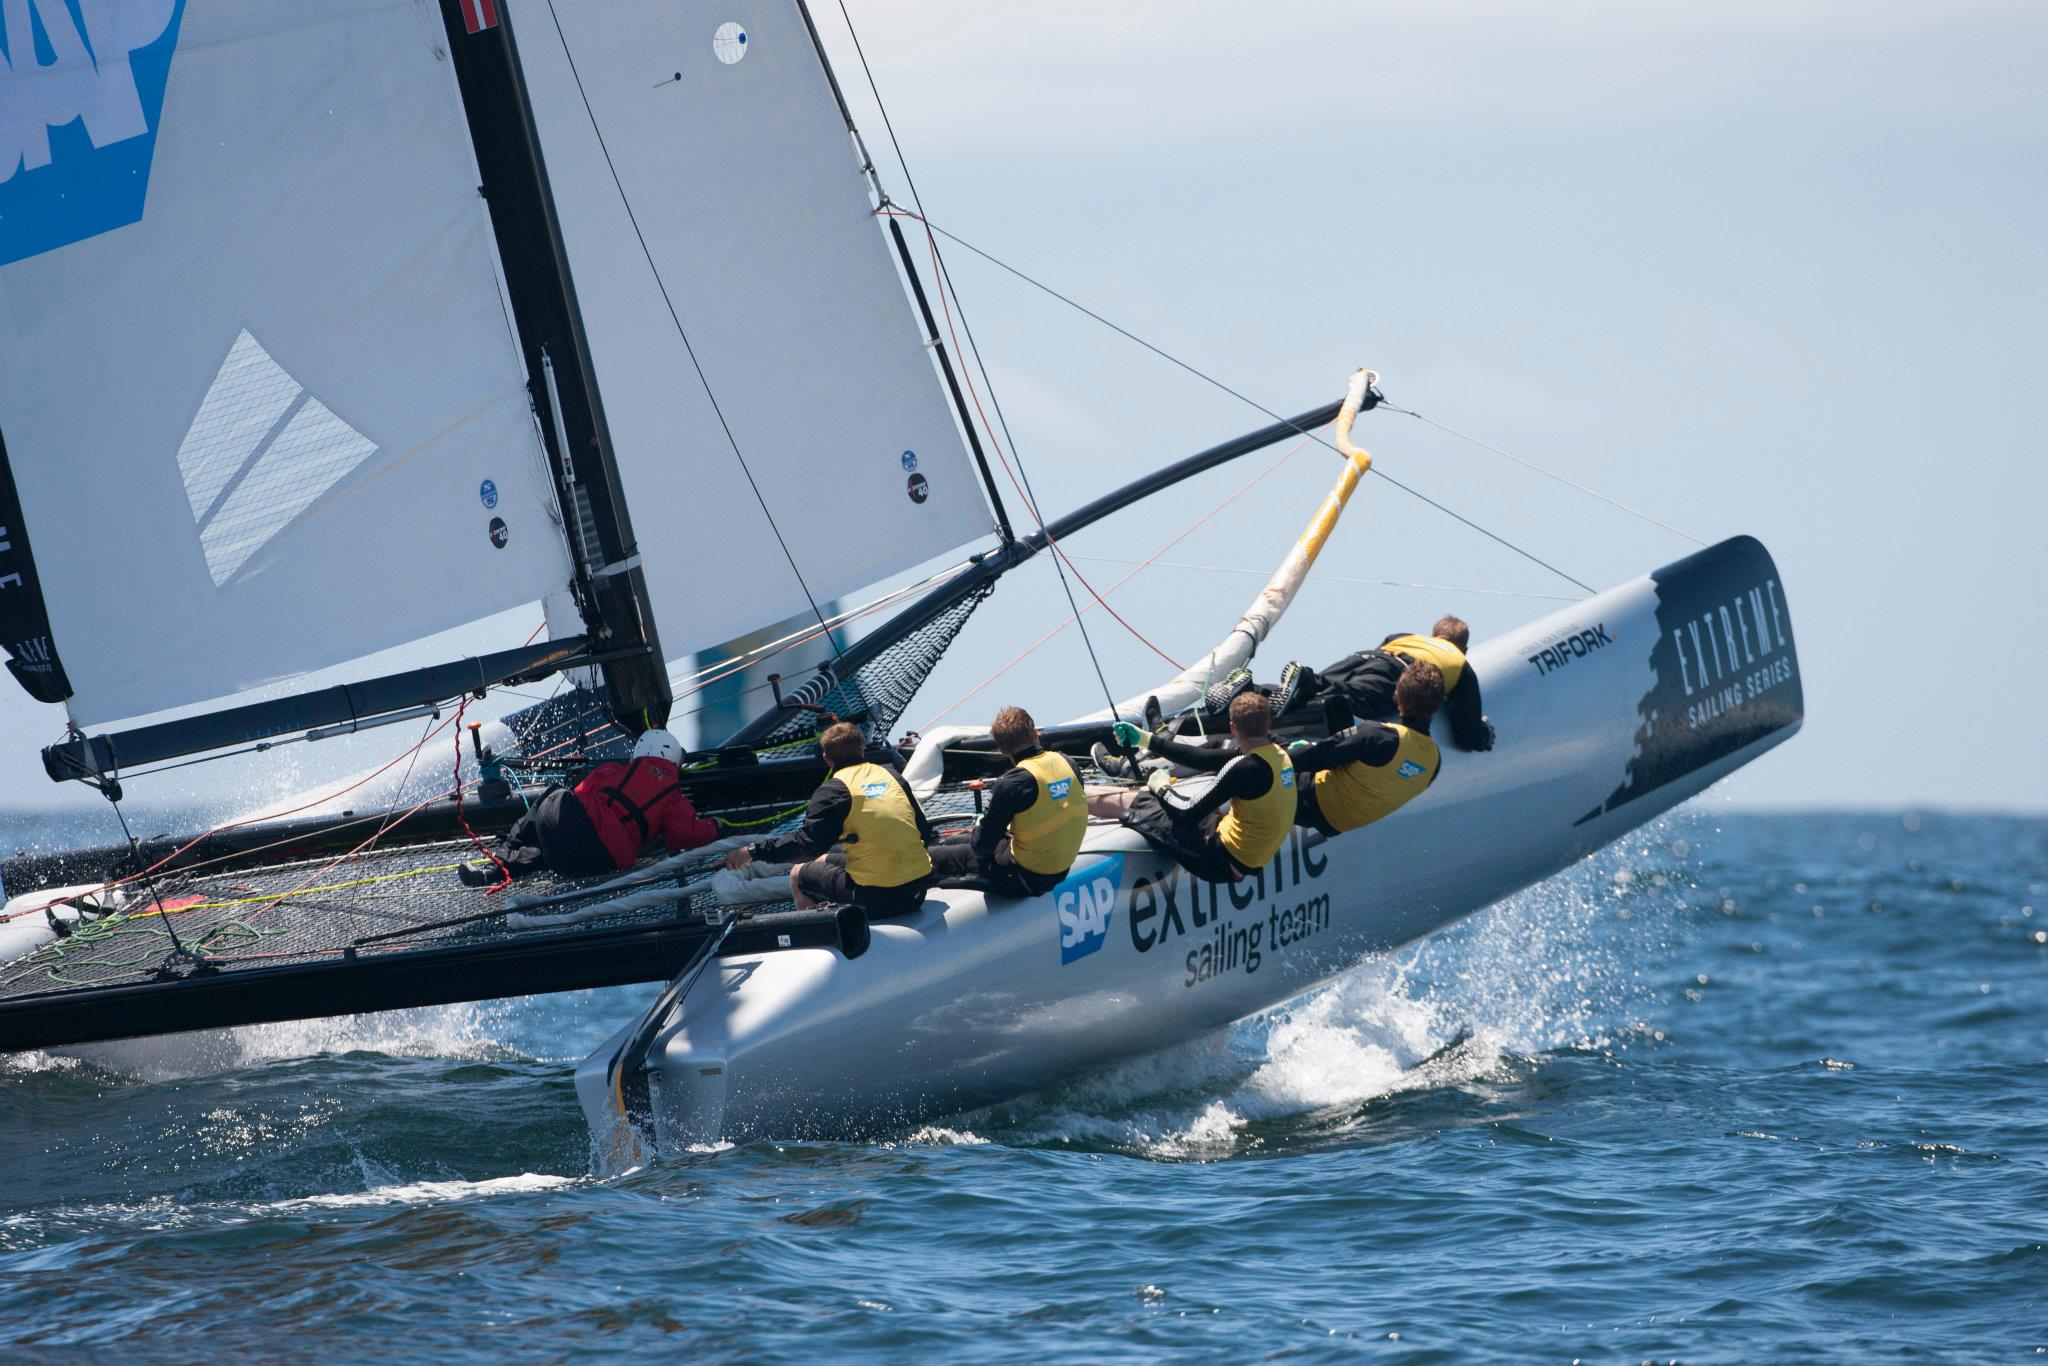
0;2;1801;1158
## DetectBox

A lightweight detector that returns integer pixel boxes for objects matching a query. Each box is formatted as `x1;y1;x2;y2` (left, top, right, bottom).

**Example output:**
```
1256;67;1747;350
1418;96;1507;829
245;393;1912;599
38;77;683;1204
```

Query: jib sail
510;0;999;667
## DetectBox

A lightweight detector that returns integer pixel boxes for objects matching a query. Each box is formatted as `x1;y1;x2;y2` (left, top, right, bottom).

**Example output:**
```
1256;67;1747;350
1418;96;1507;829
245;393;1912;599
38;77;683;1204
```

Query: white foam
61;1001;524;1082
262;1172;576;1213
970;827;1682;1157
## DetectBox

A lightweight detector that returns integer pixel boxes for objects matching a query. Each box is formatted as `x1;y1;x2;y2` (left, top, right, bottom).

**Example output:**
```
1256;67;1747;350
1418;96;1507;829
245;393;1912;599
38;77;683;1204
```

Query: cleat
1203;667;1253;715
1090;741;1139;783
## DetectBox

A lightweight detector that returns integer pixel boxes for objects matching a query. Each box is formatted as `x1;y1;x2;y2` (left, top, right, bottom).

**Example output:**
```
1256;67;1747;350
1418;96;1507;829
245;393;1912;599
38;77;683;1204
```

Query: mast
436;0;671;731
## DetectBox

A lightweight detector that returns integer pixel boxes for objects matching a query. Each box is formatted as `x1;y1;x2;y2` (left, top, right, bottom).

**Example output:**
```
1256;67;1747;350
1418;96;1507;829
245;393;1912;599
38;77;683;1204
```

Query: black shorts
1292;781;1344;838
1118;791;1244;884
796;850;933;918
928;833;1064;899
1312;650;1405;721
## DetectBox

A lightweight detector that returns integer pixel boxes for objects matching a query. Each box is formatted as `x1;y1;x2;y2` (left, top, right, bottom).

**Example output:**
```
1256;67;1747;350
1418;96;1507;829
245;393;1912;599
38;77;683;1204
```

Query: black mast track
438;0;670;731
791;0;1014;545
718;399;1342;748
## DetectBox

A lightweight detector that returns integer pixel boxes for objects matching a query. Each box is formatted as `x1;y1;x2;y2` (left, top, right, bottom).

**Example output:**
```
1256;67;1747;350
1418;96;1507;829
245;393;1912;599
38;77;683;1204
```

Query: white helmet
632;728;683;766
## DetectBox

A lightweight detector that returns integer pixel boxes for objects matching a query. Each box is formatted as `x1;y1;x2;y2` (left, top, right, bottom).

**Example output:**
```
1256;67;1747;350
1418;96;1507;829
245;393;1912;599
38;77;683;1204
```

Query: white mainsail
0;1;574;726
511;0;995;666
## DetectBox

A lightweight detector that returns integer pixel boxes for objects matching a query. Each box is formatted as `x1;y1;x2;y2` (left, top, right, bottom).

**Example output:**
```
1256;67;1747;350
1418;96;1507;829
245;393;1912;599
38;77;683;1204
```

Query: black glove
1472;720;1496;753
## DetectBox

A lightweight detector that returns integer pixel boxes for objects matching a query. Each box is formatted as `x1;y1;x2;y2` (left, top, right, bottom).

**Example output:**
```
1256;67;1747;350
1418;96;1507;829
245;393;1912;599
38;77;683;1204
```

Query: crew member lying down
459;728;721;886
1270;614;1494;752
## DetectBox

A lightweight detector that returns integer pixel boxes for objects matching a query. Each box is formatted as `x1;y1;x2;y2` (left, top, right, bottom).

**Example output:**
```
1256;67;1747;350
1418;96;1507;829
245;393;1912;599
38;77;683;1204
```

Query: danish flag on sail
460;0;498;34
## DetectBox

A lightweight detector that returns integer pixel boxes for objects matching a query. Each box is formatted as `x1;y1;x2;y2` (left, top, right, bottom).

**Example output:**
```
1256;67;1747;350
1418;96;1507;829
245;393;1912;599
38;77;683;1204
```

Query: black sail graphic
1578;535;1803;824
0;430;72;705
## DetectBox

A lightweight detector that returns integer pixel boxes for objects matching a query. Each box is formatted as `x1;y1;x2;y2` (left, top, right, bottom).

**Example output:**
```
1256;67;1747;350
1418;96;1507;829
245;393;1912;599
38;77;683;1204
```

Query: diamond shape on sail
175;330;376;588
0;0;186;266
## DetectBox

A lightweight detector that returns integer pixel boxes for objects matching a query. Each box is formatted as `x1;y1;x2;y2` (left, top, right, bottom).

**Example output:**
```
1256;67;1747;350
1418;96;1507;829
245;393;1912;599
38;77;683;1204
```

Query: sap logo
1054;853;1123;965
1;0;188;267
1279;766;1295;788
1397;759;1425;780
1046;776;1072;801
861;782;889;799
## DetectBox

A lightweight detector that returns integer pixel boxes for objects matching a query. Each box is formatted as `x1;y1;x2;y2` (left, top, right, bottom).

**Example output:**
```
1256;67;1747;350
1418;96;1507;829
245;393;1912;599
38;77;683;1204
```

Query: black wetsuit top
1146;733;1279;870
750;764;938;865
1376;633;1491;752
974;746;1046;867
1290;716;1439;835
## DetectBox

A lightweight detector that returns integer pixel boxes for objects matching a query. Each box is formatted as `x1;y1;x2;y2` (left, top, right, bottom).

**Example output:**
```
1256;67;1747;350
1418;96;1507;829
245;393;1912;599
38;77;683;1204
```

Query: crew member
1272;614;1494;751
722;721;937;917
1292;661;1444;835
461;728;719;885
929;705;1087;898
1086;691;1296;883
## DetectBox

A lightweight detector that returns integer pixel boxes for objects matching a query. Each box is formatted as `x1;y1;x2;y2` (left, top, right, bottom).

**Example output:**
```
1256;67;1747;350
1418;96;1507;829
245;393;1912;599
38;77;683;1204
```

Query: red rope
451;693;511;893
915;431;1316;730
892;207;1184;673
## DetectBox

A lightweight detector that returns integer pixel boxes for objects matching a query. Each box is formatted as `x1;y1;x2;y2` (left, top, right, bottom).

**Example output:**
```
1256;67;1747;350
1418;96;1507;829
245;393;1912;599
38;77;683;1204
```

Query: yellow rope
170;861;467;913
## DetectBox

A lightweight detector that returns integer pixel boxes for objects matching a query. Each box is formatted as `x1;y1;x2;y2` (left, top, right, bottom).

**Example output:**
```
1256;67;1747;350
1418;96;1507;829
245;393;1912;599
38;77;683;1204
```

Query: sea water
0;809;2041;1363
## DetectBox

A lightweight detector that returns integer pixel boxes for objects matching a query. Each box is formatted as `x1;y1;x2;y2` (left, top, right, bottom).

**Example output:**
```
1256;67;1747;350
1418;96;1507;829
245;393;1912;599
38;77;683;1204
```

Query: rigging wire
540;1;842;661
831;0;1145;714
882;207;1599;596
1064;556;1581;602
917;431;1316;730
1377;402;1707;547
906;219;1181;673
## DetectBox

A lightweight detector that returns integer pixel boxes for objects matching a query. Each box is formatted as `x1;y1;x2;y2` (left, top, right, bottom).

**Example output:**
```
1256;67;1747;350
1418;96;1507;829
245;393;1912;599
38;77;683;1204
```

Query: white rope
1380;403;1707;548
1064;556;1581;602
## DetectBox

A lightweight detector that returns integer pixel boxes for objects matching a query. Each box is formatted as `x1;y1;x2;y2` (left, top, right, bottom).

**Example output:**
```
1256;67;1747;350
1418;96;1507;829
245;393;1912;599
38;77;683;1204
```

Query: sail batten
0;1;576;728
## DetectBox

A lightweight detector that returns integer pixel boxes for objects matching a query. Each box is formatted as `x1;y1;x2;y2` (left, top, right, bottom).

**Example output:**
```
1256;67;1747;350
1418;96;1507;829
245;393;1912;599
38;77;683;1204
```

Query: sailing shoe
457;860;499;888
1203;667;1254;716
1143;694;1165;733
1090;741;1140;784
1272;660;1311;717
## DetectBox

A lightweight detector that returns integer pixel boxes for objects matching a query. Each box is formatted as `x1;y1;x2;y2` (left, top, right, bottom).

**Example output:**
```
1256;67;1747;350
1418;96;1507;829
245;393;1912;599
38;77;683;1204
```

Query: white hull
578;534;1802;1150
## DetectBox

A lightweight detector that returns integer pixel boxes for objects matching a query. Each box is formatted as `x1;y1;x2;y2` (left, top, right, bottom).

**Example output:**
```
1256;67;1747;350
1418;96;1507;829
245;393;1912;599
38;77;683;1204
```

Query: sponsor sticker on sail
0;0;188;266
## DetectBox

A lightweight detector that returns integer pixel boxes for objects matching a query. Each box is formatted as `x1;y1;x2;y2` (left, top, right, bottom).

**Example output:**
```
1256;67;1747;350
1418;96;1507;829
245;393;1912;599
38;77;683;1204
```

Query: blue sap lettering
0;0;186;264
1056;854;1122;964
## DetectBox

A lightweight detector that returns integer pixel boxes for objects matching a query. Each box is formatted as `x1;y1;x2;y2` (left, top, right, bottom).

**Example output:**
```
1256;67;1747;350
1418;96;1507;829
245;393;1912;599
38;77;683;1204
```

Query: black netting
0;785;986;1006
745;583;993;753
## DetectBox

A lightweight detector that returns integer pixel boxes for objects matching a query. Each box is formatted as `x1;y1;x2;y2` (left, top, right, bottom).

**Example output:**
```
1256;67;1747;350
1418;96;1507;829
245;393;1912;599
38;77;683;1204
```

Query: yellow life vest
833;761;933;889
1006;750;1086;876
1311;724;1441;832
1382;633;1466;693
1217;742;1297;871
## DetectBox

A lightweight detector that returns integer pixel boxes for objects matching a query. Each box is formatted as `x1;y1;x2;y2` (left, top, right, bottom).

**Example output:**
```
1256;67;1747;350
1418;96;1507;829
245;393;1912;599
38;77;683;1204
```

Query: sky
0;0;2041;818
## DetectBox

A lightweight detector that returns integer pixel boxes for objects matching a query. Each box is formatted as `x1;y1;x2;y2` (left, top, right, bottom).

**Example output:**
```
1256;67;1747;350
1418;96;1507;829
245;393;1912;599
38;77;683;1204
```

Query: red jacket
572;756;720;870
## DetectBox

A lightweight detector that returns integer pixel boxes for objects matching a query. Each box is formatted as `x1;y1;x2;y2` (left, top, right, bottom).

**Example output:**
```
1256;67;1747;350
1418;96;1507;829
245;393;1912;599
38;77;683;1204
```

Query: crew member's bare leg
1086;787;1141;820
790;861;819;909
